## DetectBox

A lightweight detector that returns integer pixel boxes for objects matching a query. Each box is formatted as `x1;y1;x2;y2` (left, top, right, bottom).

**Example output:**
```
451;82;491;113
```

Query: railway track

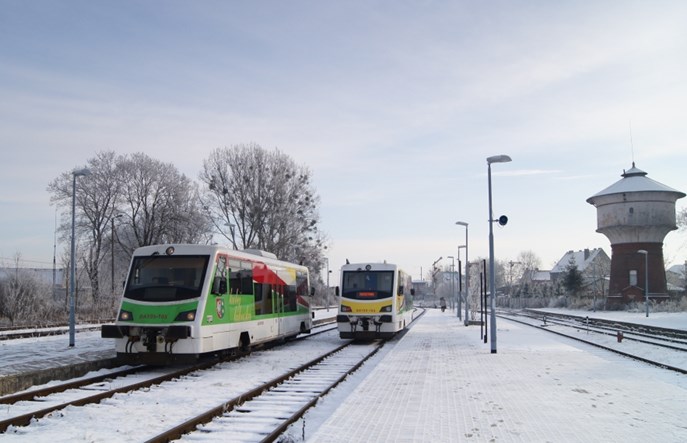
149;341;383;442
0;361;218;433
498;310;687;374
0;327;358;441
521;309;687;345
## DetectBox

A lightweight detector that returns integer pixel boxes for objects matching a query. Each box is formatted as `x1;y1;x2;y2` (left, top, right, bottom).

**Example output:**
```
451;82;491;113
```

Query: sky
1;308;686;441
1;1;687;281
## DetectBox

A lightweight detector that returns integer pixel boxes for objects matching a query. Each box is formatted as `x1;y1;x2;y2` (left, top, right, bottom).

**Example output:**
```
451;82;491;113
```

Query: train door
274;283;285;336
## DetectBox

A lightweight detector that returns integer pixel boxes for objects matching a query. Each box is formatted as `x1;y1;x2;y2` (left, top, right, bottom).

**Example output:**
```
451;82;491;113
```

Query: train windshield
124;255;209;302
341;270;394;300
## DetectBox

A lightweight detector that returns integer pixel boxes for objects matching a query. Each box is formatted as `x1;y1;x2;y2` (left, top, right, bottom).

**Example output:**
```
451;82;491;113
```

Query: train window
124;255;209;302
284;285;297;312
241;270;254;295
254;283;273;315
296;272;309;297
228;260;254;295
341;271;394;299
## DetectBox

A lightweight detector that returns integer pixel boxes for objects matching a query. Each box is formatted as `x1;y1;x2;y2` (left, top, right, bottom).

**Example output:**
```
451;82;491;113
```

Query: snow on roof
667;264;686;278
551;248;607;273
587;163;685;202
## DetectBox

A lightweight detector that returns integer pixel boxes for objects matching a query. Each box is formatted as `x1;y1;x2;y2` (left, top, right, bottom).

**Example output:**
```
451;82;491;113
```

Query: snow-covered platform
308;308;687;442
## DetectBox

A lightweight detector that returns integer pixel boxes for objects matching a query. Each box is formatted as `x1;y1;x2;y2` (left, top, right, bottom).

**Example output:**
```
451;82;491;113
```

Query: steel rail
498;313;687;375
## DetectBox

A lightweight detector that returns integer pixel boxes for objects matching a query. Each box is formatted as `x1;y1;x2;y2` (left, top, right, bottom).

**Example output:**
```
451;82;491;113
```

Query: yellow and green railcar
336;262;415;340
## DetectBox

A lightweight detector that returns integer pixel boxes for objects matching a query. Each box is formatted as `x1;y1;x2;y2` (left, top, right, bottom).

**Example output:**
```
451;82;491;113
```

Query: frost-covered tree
0;255;50;325
199;143;327;271
48;151;213;303
48;151;120;302
116;153;213;256
677;207;686;230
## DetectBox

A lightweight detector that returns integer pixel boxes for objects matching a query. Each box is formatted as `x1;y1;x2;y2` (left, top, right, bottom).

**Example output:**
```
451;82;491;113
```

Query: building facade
587;164;685;304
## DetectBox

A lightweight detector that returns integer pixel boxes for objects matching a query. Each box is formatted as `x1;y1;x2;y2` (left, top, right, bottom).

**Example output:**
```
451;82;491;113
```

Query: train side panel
102;244;313;364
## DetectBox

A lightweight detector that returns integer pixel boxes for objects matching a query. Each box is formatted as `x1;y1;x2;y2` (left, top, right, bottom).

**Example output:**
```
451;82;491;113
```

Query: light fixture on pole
487;154;511;354
111;214;123;296
456;221;469;325
447;256;455;310
637;249;649;317
325;256;331;311
432;256;443;301
69;167;91;347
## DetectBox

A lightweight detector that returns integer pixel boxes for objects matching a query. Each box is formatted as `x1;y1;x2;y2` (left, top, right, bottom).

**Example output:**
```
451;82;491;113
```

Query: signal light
498;215;508;226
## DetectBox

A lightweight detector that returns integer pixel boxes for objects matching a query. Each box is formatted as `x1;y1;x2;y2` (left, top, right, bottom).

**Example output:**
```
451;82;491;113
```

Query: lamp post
487;155;511;354
456;221;469;325
637;249;649;317
457;245;465;321
432;256;443;302
448;256;455;310
111;214;123;296
69;168;91;347
325;257;331;311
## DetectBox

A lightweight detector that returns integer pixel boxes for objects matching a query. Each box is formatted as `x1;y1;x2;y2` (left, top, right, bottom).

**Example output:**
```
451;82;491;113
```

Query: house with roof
666;263;686;293
518;269;552;297
550;248;611;296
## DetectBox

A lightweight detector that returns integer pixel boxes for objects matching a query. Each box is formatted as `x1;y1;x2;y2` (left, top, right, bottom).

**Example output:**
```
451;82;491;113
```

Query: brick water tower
587;163;685;304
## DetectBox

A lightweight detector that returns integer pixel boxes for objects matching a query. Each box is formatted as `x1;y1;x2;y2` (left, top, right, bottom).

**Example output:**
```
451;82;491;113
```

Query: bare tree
0;254;47;325
48;151;120;302
517;250;542;273
586;256;610;309
677;207;686;230
200;144;326;269
48;151;213;305
116;153;213;256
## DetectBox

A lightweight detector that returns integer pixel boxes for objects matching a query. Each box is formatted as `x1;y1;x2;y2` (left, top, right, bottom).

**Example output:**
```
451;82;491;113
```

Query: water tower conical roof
587;163;685;203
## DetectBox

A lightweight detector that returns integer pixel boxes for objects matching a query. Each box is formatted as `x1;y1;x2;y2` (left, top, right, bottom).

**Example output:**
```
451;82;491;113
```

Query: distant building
411;280;430;298
666;263;686;293
587;164;685;304
519;269;552;297
550;248;611;296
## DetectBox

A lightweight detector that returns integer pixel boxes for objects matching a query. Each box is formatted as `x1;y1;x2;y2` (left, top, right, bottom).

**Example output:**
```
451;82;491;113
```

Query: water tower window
629;270;637;286
629;207;634;214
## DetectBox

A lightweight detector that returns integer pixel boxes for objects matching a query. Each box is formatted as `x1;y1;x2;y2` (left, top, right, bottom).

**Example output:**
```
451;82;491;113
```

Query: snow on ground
529;307;687;330
1;308;686;442
303;309;687;442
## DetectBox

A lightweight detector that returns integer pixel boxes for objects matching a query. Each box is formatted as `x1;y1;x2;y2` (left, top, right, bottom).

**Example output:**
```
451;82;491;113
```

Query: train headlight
175;310;196;321
118;310;133;321
340;305;352;313
380;305;392;312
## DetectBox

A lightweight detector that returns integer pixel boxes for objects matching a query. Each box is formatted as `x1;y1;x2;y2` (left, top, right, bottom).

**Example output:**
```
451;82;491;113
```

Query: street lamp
637;250;649;317
456;221;469;325
325;257;332;311
432;256;443;301
448;256;455;310
111;214;123;296
487;154;511;354
69;167;91;347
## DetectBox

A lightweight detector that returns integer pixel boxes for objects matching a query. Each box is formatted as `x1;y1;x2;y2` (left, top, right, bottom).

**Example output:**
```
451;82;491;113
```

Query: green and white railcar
102;244;313;364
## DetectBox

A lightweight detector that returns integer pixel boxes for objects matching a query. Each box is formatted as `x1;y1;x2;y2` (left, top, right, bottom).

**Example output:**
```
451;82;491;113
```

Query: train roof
341;262;400;272
130;244;309;271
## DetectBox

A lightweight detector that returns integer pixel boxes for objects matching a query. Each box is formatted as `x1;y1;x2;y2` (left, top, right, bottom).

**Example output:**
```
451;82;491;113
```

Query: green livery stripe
201;293;311;326
121;300;199;324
